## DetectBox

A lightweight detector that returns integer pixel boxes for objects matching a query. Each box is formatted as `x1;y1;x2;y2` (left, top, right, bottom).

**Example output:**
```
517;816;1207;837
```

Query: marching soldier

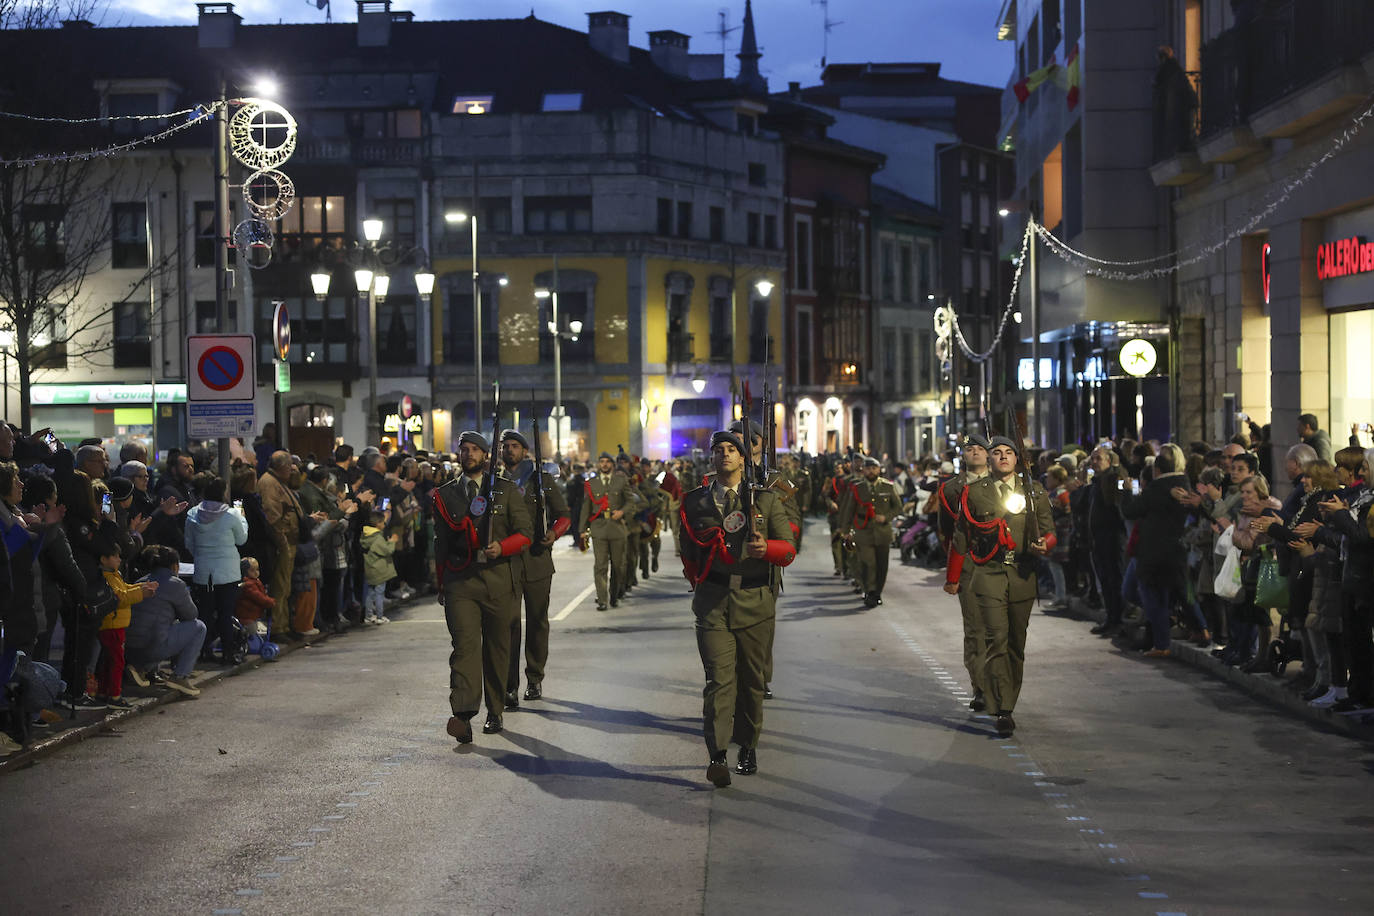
578;451;629;610
679;429;797;787
840;456;902;607
948;435;1054;737
637;457;665;577
825;458;852;578
938;433;993;711
498;429;571;706
434;431;534;744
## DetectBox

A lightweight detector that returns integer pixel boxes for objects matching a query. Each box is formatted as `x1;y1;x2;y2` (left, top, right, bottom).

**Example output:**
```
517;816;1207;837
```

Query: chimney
588;11;630;64
649;30;690;78
196;2;240;49
788;81;800;100
357;0;392;48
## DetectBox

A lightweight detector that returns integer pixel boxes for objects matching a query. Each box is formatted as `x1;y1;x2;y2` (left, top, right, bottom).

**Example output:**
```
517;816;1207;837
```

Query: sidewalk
1053;592;1374;740
0;591;429;774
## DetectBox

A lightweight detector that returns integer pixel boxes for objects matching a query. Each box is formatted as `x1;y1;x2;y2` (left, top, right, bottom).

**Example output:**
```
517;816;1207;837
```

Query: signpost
272;301;291;450
187;334;257;440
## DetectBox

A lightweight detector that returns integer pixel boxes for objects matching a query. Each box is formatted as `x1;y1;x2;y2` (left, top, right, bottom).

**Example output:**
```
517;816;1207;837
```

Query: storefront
1318;213;1374;446
29;383;186;462
1038;322;1172;446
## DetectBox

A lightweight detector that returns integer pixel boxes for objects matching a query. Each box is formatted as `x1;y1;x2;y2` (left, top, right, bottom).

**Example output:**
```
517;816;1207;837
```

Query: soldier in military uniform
938;433;993;711
825;458;852;578
839;456;902;607
637;457;665;577
498;429;571;706
679;429;797;787
434;431;534;744
617;452;644;593
578;451;629;610
948;435;1055;737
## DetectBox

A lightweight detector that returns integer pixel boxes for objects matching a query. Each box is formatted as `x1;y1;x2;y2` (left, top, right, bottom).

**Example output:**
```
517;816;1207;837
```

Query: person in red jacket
235;557;276;626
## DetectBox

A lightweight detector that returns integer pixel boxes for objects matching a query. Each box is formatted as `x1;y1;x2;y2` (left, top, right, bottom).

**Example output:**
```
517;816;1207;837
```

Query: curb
0;594;429;774
1056;597;1374;740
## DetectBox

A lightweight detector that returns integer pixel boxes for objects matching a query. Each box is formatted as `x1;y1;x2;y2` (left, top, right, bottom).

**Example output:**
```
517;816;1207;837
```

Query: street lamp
536;271;583;461
445;209;483;427
691;371;707;394
0;325;12;420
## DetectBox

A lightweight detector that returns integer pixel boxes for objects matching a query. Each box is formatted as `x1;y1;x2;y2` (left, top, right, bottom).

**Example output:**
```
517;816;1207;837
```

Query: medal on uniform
723;510;746;533
470;495;488;517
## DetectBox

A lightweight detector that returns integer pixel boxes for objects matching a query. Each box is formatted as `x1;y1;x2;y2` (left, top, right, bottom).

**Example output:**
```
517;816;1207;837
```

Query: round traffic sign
273;300;291;360
198;346;246;392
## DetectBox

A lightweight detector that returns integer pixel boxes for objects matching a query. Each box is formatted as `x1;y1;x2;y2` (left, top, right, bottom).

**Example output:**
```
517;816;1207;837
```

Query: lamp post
444;210;482;427
0;324;12;420
536;268;583;461
728;247;775;418
312;219;434;449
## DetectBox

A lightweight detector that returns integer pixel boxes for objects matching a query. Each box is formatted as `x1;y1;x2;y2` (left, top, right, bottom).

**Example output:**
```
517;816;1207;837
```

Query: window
796;309;812;386
676;201;693;238
194;201;237;268
525;196;591;234
668;292;692;363
898;241;914;302
24;205;65;270
195;300;238;333
747;212;760;248
361;109;423;139
901;330;915;394
748;162;766;186
452;94;493;115
275;194;346;261
764;214;777;249
917;328;933;391
441;276;501;365
258;297;352;367
709;279;731;362
113;300;151;367
794;218;811;290
917;241;933;301
882;331;897;391
748;298;770;364
377;295;418;365
657;198;673;236
709;206;724;242
961;190;973;226
880;238;896;300
111;202;147;269
31;305;66;369
107;92;158;134
372;198;416;247
541;92;583;112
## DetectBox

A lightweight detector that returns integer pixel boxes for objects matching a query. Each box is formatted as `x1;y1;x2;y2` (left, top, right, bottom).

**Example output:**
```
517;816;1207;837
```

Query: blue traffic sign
199;346;245;391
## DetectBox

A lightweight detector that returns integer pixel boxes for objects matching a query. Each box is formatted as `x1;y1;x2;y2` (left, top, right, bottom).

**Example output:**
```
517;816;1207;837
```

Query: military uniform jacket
840;476;903;547
679;484;797;629
501;462;571;582
937;470;987;543
825;474;849;520
578;471;629;540
433;475;534;596
950;474;1055;599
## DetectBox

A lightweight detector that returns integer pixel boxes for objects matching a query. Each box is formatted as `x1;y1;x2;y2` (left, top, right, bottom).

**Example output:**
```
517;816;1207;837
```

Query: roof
870;184;942;224
0;15;738;124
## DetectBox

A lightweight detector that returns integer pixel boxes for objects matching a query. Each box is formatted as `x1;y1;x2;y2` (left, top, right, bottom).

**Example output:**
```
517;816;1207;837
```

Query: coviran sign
1316;236;1374;281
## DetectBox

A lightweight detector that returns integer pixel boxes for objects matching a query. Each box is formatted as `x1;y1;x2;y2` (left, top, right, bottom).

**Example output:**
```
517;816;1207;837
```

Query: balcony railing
667;332;694;364
1200;0;1374;138
294;137;424;165
709;333;731;362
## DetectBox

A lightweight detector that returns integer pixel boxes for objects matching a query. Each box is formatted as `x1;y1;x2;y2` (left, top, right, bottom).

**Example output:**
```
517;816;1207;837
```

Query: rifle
759;369;770;489
530;397;549;556
478;380;501;552
739;380;755;552
1004;405;1041;547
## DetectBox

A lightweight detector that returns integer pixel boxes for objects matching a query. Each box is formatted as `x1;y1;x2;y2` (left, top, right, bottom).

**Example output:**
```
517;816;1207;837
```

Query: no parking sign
188;335;256;401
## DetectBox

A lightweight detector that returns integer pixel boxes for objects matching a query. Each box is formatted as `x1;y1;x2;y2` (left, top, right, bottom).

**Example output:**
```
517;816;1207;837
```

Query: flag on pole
1063;43;1082;110
1013;58;1059;103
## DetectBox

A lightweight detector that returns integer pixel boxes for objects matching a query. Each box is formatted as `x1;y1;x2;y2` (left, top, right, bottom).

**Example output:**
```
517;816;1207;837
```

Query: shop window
24;205;65;270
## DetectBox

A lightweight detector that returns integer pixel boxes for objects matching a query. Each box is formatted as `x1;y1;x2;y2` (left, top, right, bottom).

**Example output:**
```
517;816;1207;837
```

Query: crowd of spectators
0;420;461;755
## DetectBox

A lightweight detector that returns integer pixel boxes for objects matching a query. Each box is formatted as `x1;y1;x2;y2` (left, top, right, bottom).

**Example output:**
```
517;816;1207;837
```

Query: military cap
709;429;746;454
599;451;614;460
458;430;490;452
963;433;991;450
728;418;763;440
500;428;529;449
862;456;881;468
989;435;1019;452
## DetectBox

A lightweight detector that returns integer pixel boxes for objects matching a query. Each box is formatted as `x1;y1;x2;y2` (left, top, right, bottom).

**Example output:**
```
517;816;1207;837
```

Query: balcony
1199;0;1374;141
294;137;424;165
708;333;731;363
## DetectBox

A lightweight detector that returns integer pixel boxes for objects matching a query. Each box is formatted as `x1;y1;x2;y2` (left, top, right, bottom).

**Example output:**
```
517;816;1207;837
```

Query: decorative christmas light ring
243;168;296;220
232;218;276;270
229;99;297;171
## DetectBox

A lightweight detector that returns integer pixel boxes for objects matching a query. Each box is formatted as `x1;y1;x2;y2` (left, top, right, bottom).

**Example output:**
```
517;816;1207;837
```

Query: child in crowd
235;557;276;628
361;508;398;625
97;547;157;708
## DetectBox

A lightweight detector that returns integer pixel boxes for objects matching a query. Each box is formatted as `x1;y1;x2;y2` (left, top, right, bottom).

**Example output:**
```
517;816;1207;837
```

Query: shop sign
30;383;188;405
1261;242;1271;304
383;413;424;434
1119;339;1159;378
1316;236;1374;281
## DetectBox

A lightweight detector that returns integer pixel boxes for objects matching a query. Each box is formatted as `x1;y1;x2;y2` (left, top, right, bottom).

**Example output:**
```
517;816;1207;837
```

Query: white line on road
552;582;597;622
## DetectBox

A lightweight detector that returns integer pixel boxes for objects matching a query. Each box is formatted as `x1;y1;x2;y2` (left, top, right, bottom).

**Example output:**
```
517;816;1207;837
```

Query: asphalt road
4;518;1374;915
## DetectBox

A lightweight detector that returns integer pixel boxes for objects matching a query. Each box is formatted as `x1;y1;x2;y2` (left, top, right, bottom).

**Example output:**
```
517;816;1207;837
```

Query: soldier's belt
703;569;771;590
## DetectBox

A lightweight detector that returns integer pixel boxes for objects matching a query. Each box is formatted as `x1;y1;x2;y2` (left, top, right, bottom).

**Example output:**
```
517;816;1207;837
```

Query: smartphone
101;491;113;516
233;499;244;510
380;497;391;511
953;457;961;472
1236;412;1249;422
1087;468;1095;479
42;430;59;453
1117;478;1125;491
1131;479;1141;495
1362;423;1372;433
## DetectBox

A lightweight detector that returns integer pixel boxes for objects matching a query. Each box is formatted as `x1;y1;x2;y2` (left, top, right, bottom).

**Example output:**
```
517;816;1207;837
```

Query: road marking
552;582;597;621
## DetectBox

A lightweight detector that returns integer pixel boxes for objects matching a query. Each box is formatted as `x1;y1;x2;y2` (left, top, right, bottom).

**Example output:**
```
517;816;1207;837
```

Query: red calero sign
1316;236;1374;281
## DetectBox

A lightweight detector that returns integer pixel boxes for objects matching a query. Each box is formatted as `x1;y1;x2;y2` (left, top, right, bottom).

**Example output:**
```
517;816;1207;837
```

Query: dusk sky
96;0;1012;91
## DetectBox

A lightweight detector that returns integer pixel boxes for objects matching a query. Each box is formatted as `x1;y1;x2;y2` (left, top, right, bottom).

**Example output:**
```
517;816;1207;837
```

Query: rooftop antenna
706;7;740;58
812;0;843;69
307;0;332;23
